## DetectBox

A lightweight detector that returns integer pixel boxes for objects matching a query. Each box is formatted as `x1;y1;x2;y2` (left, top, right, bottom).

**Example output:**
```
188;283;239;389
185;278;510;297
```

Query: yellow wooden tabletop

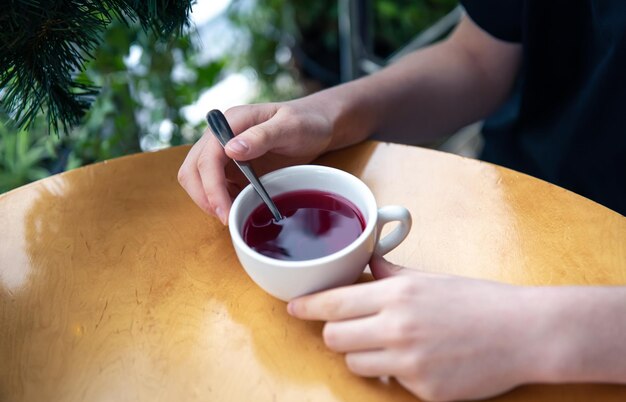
1;141;625;402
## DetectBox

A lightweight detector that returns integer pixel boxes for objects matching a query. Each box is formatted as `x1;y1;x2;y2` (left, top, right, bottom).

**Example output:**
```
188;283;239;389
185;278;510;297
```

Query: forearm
526;286;626;384
307;15;521;151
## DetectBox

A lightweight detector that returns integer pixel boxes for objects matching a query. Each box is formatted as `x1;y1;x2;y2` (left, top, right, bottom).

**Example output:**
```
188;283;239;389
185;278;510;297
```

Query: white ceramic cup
229;165;412;301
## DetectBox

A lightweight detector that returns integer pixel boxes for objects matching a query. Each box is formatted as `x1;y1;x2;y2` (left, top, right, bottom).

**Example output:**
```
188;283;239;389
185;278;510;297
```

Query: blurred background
0;0;461;193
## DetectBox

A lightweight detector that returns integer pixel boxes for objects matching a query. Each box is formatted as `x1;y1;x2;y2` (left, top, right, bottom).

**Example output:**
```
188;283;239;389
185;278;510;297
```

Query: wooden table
1;141;625;402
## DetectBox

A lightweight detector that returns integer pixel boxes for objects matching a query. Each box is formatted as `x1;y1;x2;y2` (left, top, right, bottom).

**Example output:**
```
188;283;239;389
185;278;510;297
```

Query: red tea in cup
243;190;366;261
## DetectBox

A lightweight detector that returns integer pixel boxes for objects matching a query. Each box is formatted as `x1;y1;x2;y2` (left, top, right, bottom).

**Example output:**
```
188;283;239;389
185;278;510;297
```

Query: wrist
507;287;576;384
303;78;382;152
513;286;626;384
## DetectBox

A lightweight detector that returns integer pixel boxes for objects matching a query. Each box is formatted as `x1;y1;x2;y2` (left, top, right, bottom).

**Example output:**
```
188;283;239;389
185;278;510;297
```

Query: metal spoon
206;109;283;222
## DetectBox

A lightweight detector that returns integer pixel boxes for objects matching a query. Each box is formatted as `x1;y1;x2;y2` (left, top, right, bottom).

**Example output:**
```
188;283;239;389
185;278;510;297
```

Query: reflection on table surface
1;141;625;402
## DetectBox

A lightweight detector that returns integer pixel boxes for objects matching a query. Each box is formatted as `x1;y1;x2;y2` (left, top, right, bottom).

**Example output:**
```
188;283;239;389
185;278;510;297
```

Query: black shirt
461;0;626;216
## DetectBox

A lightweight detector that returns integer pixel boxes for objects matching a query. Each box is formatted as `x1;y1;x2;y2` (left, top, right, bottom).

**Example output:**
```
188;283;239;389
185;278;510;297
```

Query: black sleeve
460;0;524;43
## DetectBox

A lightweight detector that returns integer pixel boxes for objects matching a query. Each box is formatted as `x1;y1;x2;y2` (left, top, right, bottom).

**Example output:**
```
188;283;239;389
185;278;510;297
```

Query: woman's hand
177;99;338;224
288;255;545;402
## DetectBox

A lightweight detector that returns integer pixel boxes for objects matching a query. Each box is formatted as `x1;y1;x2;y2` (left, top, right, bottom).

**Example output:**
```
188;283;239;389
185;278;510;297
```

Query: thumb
224;119;281;161
369;254;406;280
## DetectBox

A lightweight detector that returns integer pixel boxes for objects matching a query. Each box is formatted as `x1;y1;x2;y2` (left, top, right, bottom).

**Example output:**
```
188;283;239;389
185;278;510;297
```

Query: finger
224;118;287;161
287;281;391;321
178;135;214;215
195;133;232;224
369;254;407;280
223;104;278;135
323;316;389;353
223;104;281;160
345;349;407;378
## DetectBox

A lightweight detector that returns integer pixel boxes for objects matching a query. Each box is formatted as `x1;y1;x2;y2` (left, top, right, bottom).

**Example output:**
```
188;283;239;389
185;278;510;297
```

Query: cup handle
374;206;412;255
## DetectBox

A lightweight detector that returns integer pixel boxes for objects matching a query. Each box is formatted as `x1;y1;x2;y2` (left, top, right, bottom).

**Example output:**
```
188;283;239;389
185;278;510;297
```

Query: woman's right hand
177;99;337;224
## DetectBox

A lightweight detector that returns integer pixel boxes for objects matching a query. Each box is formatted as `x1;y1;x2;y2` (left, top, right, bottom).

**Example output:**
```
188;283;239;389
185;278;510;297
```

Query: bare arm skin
324;13;522;148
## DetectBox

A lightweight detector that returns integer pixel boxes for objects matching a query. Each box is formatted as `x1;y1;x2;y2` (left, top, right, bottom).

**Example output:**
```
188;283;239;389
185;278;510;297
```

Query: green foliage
228;0;305;101
0;19;224;191
0;120;55;192
0;0;193;134
71;19;224;159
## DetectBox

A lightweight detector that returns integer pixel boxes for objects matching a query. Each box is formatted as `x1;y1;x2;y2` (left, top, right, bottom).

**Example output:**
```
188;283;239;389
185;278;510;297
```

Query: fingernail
287;302;295;316
215;207;227;225
226;139;249;154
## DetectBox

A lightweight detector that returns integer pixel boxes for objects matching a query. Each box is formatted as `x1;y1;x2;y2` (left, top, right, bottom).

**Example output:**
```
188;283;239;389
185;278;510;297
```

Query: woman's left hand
287;255;545;402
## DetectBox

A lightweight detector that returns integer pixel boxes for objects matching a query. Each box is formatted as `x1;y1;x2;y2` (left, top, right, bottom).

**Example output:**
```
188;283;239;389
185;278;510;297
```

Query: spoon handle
206;109;283;221
206;109;237;147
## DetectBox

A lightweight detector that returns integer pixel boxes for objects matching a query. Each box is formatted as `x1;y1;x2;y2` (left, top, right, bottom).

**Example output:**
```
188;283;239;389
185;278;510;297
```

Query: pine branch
0;0;193;134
